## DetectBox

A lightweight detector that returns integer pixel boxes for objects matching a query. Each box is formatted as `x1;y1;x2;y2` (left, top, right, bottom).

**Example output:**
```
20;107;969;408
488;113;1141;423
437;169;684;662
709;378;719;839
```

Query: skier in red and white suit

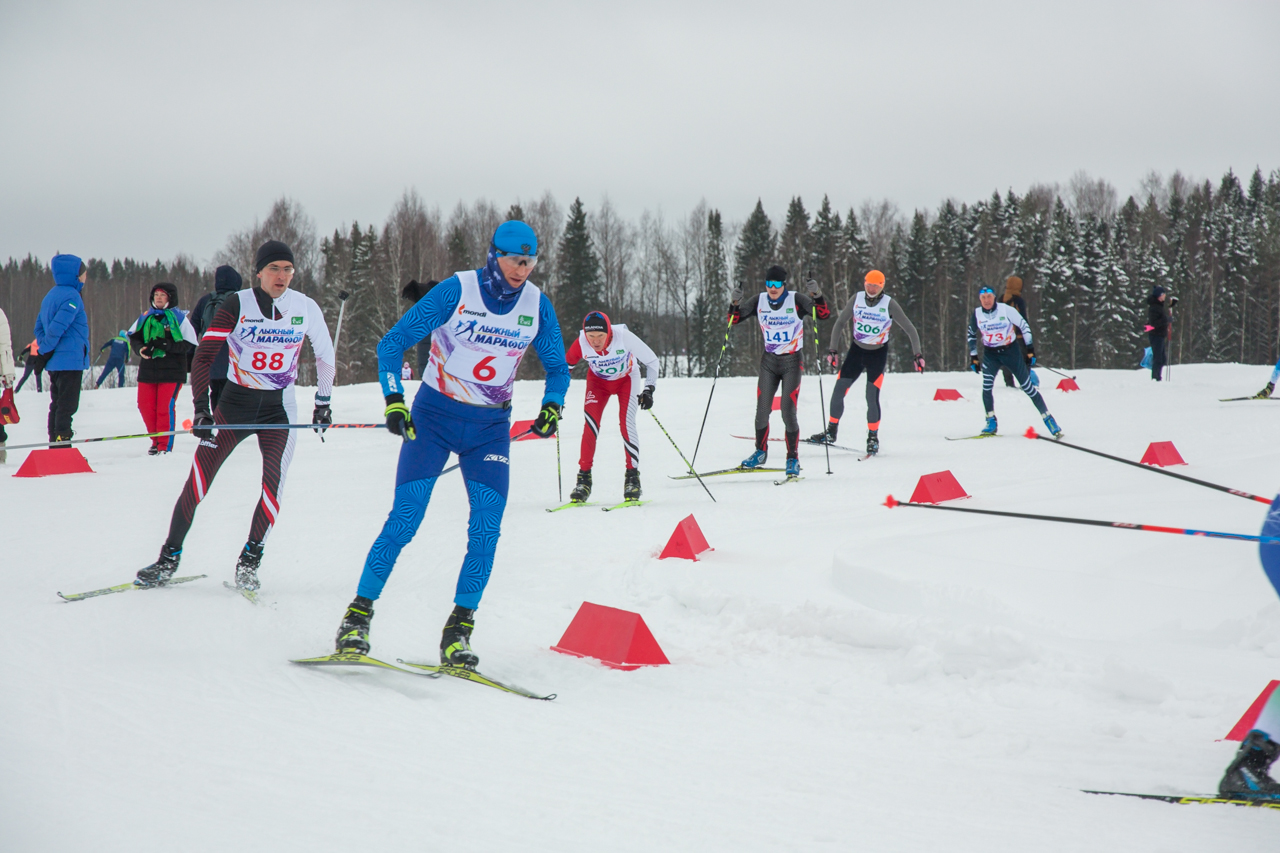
565;311;659;503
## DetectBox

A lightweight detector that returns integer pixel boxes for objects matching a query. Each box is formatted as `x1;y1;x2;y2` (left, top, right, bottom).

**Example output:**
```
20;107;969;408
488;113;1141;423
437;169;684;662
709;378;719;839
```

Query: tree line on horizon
2;165;1278;387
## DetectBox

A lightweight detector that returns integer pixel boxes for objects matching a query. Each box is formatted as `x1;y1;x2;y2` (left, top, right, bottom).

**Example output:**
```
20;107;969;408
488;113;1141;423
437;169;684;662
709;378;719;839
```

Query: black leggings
754;351;802;458
830;345;887;427
1148;333;1167;380
981;345;1047;416
166;383;295;550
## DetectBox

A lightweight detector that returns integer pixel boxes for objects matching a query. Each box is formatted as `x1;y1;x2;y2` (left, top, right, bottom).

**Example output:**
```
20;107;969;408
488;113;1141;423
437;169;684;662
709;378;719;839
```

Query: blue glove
969;354;980;373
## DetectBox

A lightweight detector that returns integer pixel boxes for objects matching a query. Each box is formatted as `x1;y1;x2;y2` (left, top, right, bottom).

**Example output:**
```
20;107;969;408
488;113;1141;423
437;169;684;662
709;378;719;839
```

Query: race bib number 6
444;346;518;386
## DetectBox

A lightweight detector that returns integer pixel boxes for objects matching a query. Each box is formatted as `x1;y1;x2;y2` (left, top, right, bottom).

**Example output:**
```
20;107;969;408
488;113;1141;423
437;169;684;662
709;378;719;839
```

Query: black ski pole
556;428;562;503
649;409;716;502
883;494;1280;544
1023;428;1271;505
2;423;387;452
812;303;832;475
1041;365;1077;381
691;313;734;469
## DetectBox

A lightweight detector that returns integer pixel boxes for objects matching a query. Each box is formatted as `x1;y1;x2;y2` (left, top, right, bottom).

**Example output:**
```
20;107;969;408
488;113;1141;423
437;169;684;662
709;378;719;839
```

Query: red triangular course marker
14;448;95;478
509;419;540;441
1140;441;1186;467
933;389;963;401
908;470;969;504
1224;680;1280;741
1056;378;1080;391
659;514;712;560
551;602;670;670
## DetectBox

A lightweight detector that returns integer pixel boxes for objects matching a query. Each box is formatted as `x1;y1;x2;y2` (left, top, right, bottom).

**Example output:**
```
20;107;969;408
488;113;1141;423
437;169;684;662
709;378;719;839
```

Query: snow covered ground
3;364;1278;851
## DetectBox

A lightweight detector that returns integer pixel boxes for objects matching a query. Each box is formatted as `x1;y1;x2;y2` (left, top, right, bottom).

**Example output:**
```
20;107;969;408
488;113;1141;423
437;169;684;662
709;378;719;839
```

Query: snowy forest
3;166;1279;385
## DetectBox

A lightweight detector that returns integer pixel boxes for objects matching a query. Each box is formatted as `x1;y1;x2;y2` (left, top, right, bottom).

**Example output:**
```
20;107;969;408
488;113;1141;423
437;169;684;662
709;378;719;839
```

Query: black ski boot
335;597;375;654
440;605;479;668
1254;382;1275;400
234;541;264;591
135;544;181;587
1219;729;1280;800
808;423;837;444
866;429;879;455
570;469;592;503
624;468;642;501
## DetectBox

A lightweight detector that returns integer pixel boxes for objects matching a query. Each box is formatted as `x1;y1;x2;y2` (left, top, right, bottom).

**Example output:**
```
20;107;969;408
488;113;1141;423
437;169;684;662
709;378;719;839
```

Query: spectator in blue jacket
34;253;91;444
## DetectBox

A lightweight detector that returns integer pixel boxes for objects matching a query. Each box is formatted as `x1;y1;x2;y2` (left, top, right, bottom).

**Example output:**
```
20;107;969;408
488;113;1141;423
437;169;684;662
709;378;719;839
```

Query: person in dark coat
1000;276;1029;387
190;265;244;411
15;340;44;393
34;254;91;443
401;279;439;373
1146;285;1173;381
127;283;198;454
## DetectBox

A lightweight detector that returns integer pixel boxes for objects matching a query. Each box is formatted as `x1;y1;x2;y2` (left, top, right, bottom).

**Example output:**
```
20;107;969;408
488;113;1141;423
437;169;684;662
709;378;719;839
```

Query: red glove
825;350;840;370
913;354;926;373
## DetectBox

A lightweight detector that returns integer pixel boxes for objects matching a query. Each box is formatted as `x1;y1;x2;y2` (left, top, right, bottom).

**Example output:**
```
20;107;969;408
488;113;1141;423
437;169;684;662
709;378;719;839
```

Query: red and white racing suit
566;323;658;471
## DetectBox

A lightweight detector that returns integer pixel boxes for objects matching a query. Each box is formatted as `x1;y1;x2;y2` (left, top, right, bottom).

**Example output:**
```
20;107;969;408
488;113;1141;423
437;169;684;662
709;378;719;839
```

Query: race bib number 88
249;350;289;372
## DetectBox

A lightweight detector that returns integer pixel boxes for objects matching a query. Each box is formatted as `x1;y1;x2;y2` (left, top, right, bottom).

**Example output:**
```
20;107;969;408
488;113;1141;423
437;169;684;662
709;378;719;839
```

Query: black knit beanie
254;240;295;273
765;264;787;283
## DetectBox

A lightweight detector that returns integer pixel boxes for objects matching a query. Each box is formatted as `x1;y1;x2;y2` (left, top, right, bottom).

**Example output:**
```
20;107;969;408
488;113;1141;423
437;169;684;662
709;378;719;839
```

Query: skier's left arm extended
629;331;660;390
1007;306;1033;346
887;300;922;356
795;292;831;321
531;294;569;407
305;298;336;406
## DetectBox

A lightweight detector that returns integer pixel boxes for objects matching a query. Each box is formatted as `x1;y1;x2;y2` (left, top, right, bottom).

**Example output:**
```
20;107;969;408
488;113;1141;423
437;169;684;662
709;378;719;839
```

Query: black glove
192;409;214;441
913;354;926;373
312;403;332;437
384;394;416;441
969;354;980;373
1025;345;1036;367
637;387;654;410
531;401;561;437
1169;296;1179;307
729;282;744;304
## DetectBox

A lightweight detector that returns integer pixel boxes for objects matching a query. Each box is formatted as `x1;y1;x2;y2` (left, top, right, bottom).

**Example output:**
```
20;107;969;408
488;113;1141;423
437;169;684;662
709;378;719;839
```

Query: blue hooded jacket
35;254;90;371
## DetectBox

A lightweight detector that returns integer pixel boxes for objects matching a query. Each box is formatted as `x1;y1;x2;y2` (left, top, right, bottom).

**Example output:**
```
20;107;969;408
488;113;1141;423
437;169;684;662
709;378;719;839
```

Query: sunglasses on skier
765;280;785;289
497;251;538;269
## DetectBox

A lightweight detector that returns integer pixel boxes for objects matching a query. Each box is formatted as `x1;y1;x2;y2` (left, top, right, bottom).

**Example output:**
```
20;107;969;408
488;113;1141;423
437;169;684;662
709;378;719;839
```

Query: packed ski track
3;364;1278;851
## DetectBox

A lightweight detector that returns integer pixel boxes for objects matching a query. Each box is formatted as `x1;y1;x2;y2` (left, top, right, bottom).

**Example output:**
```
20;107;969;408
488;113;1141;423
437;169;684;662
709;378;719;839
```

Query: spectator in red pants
564;311;659;504
128;283;197;454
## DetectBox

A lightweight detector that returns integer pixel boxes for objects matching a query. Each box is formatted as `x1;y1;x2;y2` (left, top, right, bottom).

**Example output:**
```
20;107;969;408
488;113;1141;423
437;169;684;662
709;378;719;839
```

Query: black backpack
200;290;229;333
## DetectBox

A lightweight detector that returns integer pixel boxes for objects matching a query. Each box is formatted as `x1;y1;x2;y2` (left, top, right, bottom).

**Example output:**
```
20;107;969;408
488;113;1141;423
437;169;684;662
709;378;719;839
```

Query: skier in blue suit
333;220;569;667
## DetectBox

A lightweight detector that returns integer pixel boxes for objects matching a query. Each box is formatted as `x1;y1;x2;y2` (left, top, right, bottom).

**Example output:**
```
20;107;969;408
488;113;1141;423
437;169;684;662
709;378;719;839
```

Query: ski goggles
978;286;995;295
497;251;538;269
765;280;785;289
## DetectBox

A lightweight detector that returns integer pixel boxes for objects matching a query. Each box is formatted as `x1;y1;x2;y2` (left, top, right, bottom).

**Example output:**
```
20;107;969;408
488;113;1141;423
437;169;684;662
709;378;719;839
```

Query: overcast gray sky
1;0;1277;264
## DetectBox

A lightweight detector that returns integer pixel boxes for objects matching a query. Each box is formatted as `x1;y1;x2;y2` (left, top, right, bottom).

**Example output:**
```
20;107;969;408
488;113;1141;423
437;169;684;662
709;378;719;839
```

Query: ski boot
440;605;479;668
808;423;837;444
1219;730;1280;800
1041;412;1063;438
569;469;592;503
624;468;642;501
980;413;998;436
234;541;264;591
1254;382;1275;400
335;597;375;654
135;544;181;587
785;457;801;478
866;429;879;455
740;449;768;469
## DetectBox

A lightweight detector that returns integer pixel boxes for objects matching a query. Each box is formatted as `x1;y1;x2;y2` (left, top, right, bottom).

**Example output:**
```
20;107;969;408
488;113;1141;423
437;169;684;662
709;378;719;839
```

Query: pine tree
809;195;840;293
733;199;776;287
777;196;811;281
1038;198;1077;367
446;224;470;273
556;197;603;343
692;209;729;376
